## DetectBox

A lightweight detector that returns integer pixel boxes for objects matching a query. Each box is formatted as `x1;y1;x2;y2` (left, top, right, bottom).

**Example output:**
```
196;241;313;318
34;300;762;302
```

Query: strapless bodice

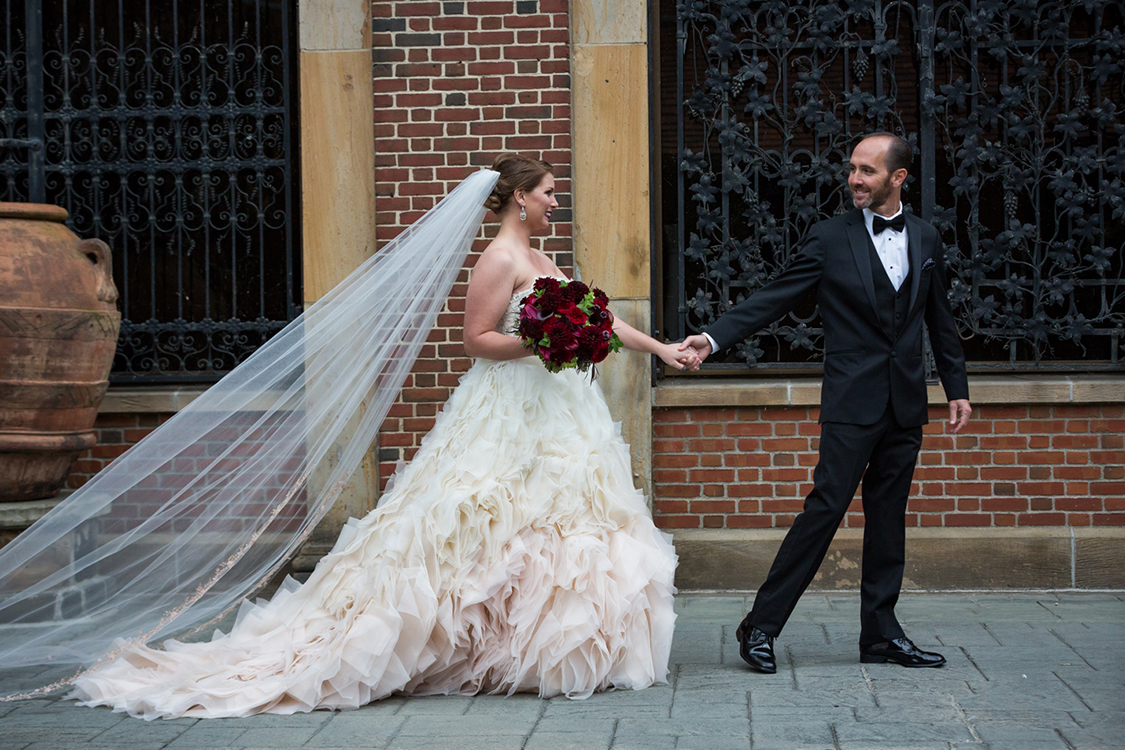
495;276;568;335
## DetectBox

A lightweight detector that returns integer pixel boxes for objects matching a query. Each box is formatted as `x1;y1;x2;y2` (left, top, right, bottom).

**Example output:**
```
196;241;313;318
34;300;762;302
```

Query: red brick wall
67;412;308;533
371;0;573;487
68;413;171;489
653;404;1125;530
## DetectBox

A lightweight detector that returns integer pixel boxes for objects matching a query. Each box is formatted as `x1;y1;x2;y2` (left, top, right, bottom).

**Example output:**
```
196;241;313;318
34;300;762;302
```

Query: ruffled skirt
71;358;677;719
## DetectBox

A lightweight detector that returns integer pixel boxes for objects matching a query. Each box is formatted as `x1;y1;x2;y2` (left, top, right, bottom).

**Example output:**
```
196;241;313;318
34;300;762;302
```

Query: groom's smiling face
847;138;900;213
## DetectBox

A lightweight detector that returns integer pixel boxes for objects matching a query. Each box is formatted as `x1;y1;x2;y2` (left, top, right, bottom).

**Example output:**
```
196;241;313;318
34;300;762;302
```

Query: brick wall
67;412;308;533
68;413;171;490
371;0;573;488
652;404;1125;530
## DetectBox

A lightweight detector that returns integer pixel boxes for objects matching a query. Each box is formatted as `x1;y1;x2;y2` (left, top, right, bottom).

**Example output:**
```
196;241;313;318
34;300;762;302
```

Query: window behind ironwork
660;0;1124;372
0;0;300;382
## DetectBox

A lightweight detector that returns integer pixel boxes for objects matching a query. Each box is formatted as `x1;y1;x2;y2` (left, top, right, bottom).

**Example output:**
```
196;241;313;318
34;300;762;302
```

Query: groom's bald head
858;132;913;175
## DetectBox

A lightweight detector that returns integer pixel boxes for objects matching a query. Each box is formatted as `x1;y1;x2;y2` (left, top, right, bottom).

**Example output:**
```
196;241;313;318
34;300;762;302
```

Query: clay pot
0;203;120;501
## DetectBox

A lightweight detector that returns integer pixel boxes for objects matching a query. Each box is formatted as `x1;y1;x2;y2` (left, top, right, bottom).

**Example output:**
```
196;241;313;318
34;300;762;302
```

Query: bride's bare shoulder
474;241;519;279
469;242;523;299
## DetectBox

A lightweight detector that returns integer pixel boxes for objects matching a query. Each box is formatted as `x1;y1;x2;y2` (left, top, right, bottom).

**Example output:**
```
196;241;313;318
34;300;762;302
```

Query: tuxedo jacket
705;209;969;427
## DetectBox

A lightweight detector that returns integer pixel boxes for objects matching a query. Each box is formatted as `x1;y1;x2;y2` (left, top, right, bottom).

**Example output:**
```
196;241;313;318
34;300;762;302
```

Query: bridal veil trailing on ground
0;169;501;700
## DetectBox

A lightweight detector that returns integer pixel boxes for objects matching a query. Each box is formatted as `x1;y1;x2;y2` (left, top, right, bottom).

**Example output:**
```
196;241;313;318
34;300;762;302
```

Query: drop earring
519;205;526;221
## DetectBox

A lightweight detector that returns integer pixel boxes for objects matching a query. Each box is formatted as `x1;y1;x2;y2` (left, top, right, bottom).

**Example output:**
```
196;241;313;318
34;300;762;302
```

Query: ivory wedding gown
71;280;678;719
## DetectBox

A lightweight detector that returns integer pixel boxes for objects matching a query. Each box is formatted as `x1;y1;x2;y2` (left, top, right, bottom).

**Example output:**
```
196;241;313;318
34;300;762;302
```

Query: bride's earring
519;204;526;222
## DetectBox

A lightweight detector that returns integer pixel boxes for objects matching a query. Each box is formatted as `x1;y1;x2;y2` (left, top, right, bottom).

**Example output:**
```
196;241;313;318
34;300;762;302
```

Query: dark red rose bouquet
517;277;623;374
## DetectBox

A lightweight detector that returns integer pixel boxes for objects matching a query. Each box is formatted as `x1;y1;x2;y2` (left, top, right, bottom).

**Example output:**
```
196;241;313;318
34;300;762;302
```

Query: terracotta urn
0;203;120;502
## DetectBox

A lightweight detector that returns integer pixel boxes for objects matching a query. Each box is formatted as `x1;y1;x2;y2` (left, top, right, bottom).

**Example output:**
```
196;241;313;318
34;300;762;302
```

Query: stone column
293;0;379;570
571;0;654;501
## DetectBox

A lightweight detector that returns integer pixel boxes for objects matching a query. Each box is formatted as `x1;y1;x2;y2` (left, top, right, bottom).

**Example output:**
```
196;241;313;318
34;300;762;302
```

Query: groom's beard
850;175;894;211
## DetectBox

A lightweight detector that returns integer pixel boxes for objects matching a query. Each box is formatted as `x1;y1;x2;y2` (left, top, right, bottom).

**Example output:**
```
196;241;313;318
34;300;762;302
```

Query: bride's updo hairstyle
484;153;553;214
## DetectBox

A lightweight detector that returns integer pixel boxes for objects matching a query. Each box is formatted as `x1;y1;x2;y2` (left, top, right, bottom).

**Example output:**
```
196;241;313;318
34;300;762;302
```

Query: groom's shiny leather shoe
735;617;776;673
860;637;946;668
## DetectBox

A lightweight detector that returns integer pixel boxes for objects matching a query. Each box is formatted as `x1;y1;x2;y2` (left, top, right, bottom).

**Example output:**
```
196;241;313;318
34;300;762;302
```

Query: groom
681;133;971;672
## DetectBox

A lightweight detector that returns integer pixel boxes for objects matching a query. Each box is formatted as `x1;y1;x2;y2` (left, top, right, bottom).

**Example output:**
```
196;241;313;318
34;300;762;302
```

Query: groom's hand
678;335;713;366
947;399;972;434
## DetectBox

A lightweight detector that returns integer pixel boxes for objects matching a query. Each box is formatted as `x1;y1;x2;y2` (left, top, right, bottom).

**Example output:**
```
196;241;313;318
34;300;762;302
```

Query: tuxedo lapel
846;210;878;315
906;214;923;313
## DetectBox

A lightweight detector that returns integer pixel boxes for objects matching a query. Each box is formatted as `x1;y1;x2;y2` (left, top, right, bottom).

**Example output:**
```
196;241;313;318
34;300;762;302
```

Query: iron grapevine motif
0;0;299;381
673;0;1123;370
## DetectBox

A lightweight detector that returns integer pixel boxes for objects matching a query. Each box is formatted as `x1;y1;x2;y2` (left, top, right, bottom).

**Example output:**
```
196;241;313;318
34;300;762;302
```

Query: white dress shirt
864;205;909;291
701;205;910;355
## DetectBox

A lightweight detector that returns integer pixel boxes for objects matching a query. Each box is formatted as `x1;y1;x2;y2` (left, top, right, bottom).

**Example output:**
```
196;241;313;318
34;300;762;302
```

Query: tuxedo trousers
748;401;923;645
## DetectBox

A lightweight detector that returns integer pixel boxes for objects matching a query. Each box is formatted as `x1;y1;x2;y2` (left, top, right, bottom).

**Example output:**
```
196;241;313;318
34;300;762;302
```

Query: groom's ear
891;168;908;188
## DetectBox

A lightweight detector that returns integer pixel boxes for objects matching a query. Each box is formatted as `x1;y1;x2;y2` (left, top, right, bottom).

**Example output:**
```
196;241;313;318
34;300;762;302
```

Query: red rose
562;304;588;325
593;288;609;306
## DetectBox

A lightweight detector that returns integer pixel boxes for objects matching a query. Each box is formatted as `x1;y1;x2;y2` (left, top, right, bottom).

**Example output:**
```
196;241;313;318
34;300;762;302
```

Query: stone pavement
0;592;1121;750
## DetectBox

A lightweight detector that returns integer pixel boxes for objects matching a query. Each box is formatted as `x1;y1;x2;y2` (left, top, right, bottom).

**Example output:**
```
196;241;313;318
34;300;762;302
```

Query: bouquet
517;277;623;374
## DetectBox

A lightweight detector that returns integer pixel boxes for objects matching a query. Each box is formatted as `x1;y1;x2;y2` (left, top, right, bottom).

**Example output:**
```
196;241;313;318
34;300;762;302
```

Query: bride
62;154;697;719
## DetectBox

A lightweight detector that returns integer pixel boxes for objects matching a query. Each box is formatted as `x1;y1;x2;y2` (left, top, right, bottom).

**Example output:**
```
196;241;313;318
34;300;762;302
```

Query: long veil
0;169;500;699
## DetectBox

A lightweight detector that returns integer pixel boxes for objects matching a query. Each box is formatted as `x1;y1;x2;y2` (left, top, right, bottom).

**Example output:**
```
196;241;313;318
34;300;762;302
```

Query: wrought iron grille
662;0;1124;371
0;0;300;382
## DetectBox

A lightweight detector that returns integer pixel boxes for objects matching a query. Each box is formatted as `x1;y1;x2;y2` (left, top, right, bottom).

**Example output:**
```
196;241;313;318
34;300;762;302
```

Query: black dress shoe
735;617;776;673
860;637;946;668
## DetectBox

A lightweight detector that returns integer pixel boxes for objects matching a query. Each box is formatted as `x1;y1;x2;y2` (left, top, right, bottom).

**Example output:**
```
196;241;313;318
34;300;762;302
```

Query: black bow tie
872;214;906;235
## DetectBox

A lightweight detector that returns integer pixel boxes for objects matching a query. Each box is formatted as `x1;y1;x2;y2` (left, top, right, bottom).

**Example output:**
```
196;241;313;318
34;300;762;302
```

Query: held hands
659;342;703;371
948;399;972;434
676;334;713;371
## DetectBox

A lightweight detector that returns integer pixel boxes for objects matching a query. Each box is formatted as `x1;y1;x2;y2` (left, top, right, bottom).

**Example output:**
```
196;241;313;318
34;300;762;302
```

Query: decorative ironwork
0;0;300;381
664;0;1124;371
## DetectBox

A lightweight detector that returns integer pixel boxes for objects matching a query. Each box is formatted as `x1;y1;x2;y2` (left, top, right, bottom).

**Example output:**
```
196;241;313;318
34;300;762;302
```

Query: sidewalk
1;592;1121;750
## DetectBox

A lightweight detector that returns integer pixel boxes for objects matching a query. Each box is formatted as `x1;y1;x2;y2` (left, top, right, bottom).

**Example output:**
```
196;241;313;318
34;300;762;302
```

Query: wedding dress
70;280;678;719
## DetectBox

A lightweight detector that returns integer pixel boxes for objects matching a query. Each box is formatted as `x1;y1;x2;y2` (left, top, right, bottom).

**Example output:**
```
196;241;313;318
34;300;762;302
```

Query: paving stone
0;593;1119;750
395;713;539;736
91;717;193;744
614;716;746;740
832;718;977;745
750;714;839;747
0;703;126;730
302;712;404;748
609;729;676;750
530;716;616;735
668;624;723;664
458;694;545;726
673;596;750;623
228;727;322;747
1056;725;1125;749
541;697;666;720
385;737;526;750
749;684;877;709
0;729;109;749
969;742;1070;750
523;729;613;749
672;735;752;750
164;724;248;749
391;695;473;716
585;685;674;711
213;710;334;730
19;742;168;750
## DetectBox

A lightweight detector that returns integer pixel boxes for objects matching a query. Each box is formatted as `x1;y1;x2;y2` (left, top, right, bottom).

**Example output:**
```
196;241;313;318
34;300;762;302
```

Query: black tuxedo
705;208;968;644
